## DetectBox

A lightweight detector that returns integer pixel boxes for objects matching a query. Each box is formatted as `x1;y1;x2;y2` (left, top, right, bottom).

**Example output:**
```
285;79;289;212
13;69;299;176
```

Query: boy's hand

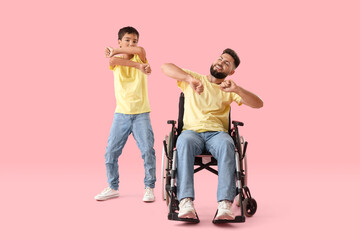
219;79;238;93
105;47;114;58
139;64;152;75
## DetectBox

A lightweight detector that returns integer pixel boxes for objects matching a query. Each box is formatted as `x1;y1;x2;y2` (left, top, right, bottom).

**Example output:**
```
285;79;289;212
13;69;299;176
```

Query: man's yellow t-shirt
110;54;151;114
178;69;242;133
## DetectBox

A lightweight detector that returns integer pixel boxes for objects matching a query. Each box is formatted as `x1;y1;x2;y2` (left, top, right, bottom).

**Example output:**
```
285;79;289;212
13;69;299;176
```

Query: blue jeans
176;130;236;202
105;112;156;190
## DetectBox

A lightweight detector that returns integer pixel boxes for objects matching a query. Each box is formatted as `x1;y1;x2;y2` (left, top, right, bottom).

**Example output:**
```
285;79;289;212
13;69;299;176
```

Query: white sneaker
178;198;196;219
94;187;119;201
215;200;235;220
143;187;155;202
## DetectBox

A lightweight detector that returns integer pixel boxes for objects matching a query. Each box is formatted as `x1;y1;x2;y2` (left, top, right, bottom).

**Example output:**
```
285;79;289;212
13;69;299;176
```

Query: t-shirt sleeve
177;80;187;91
232;92;243;106
133;54;148;64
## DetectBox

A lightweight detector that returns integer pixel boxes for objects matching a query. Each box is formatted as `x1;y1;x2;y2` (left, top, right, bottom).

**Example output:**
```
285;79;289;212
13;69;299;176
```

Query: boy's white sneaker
95;187;119;201
178;198;196;219
215;200;235;220
143;187;155;202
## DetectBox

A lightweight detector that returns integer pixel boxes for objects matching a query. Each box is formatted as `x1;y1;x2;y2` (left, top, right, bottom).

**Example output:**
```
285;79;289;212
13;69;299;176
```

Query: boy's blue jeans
105;112;156;190
176;130;236;202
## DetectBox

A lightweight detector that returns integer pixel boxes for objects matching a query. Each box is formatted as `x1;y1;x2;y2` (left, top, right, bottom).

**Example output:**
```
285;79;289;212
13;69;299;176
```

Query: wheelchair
161;93;257;224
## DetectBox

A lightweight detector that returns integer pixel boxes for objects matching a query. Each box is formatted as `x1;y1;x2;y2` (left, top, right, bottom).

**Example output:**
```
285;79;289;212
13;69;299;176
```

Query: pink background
1;0;359;239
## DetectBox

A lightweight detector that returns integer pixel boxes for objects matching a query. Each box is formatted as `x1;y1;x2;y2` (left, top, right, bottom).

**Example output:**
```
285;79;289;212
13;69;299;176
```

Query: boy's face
118;33;138;48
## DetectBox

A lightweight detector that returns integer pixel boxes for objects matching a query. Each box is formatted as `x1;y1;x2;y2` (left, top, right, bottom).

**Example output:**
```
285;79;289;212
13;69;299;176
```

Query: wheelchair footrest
212;210;245;224
168;212;200;223
212;215;245;224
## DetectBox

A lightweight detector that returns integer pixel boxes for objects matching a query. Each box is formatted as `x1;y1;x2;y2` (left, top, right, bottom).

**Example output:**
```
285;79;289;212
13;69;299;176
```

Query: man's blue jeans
176;130;236;202
105;112;156;190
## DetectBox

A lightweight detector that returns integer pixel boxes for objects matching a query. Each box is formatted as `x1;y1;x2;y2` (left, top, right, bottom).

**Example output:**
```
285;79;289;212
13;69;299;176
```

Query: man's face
118;33;138;48
210;53;235;79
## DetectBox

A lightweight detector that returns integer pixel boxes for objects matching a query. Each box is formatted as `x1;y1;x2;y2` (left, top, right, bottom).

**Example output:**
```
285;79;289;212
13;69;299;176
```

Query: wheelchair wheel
161;136;168;201
240;136;248;186
242;198;257;217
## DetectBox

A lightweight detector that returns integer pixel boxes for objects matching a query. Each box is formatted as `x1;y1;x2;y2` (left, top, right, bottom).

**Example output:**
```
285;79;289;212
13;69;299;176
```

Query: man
161;48;263;220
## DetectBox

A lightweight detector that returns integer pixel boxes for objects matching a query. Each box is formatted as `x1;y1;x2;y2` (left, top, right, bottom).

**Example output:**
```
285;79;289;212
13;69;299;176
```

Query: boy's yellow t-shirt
110;54;151;114
178;69;242;133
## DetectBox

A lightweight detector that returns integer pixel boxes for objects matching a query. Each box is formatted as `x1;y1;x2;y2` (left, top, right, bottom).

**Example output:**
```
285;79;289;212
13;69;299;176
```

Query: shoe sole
143;198;155;202
95;194;119;201
214;213;235;220
178;211;197;219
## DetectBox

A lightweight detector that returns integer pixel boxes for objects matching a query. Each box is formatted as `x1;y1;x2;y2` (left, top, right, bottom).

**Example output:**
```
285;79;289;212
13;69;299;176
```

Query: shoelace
144;188;153;196
219;201;231;210
102;187;111;194
181;198;193;208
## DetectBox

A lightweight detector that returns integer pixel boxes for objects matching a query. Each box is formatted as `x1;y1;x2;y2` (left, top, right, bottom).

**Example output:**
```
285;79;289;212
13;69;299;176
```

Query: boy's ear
118;39;122;46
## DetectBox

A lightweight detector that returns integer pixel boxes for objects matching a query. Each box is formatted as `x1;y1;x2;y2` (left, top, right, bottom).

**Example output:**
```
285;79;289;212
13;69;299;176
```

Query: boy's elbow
138;47;146;59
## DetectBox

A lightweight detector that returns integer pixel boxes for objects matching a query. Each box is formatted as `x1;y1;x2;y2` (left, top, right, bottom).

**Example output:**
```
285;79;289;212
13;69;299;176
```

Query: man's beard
210;64;227;79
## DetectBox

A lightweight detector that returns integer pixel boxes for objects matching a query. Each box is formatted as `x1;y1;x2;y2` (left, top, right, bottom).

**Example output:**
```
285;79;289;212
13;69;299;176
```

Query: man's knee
215;133;234;149
221;137;235;150
177;131;197;147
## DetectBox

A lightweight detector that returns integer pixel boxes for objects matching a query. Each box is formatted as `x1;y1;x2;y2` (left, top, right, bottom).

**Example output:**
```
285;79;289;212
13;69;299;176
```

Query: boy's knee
142;147;155;158
105;145;121;163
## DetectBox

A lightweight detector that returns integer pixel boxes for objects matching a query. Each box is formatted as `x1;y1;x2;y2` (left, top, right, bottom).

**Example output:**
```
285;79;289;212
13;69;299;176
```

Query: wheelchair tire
243;198;257;217
161;136;168;201
239;136;248;186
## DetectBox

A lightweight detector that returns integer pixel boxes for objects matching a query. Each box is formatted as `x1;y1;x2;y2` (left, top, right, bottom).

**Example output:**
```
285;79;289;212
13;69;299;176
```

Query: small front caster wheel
243;198;257;217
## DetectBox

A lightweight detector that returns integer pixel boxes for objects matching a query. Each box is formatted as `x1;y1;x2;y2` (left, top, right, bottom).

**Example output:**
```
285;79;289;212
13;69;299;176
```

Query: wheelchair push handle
167;120;177;125
232;121;244;127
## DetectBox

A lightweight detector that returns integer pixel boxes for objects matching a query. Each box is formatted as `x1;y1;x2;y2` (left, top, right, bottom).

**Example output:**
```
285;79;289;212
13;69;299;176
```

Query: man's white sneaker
143;187;155;202
94;187;119;201
178;198;196;219
215;200;235;220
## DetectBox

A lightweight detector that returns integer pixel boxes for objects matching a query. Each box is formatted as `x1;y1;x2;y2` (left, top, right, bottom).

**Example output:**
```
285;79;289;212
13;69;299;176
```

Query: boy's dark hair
223;48;240;68
118;26;139;40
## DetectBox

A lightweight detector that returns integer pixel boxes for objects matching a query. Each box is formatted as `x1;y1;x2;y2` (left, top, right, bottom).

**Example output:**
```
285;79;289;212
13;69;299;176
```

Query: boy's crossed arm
105;47;151;75
105;46;146;62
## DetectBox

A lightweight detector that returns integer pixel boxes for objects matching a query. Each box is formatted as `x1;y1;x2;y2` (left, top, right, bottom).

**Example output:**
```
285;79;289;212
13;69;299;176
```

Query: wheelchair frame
161;93;257;223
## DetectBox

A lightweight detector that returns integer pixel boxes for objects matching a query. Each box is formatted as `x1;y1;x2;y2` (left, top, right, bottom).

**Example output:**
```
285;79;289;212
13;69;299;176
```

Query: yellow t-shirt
178;69;242;133
110;54;151;114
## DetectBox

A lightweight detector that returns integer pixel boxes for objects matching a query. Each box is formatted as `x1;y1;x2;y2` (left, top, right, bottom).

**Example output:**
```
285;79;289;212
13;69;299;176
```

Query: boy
95;26;156;202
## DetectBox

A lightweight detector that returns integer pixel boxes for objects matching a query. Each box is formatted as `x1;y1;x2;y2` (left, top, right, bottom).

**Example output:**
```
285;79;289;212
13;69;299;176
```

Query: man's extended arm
220;79;263;108
161;63;204;94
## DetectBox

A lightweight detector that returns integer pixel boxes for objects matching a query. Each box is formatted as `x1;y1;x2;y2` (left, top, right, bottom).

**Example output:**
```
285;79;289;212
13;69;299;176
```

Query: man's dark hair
118;26;139;40
223;48;240;68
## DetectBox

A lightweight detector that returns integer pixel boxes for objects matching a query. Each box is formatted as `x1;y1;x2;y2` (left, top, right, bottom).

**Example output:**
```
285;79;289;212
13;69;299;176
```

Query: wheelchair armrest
167;120;177;125
232;121;244;127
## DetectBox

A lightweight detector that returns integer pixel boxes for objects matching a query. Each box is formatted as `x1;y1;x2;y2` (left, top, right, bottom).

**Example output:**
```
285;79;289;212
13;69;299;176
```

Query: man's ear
229;70;235;76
